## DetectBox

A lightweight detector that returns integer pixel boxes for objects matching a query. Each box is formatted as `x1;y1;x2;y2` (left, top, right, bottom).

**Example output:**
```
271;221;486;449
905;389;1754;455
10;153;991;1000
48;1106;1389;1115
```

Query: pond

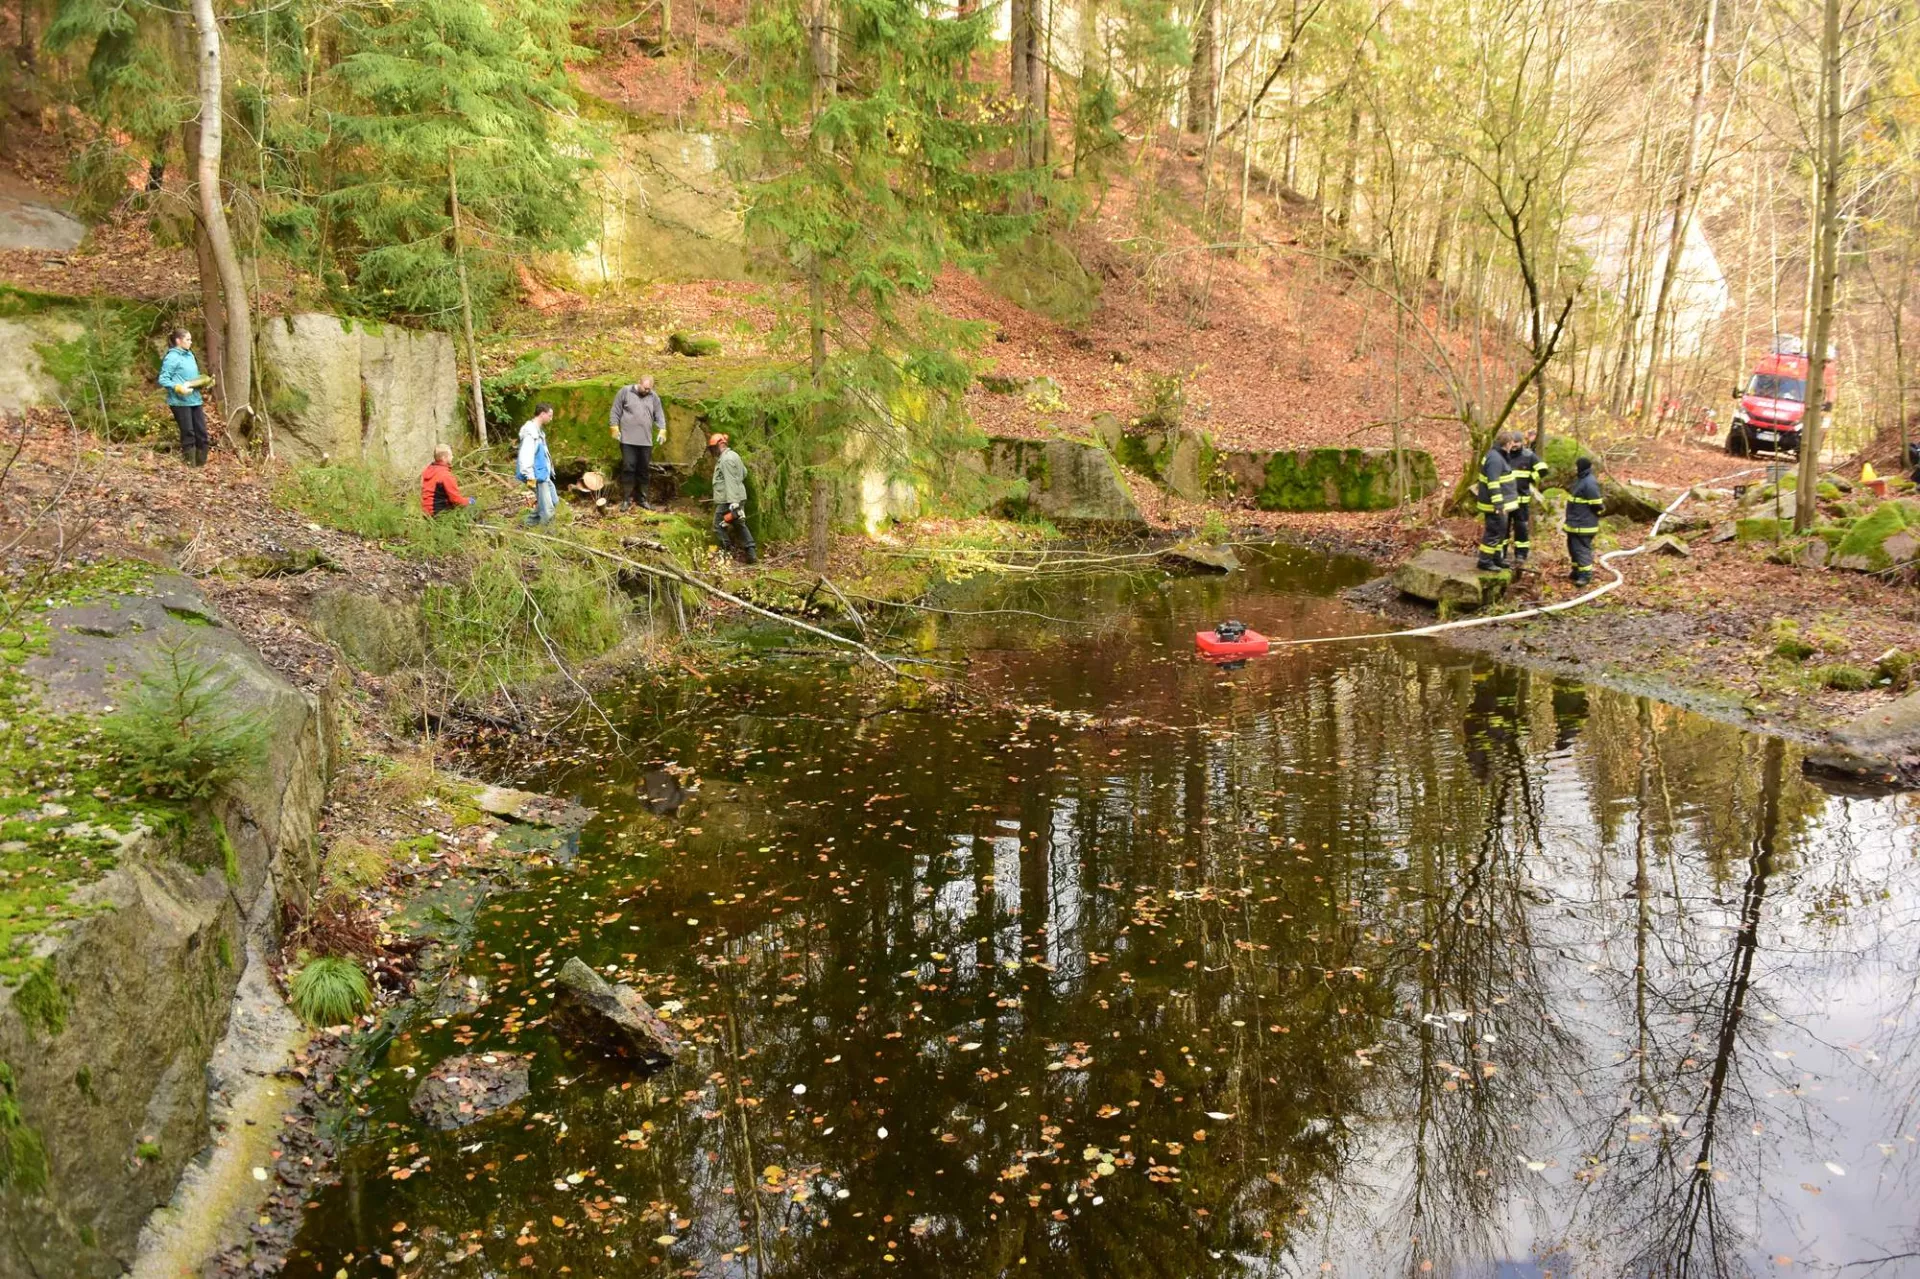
286;545;1920;1279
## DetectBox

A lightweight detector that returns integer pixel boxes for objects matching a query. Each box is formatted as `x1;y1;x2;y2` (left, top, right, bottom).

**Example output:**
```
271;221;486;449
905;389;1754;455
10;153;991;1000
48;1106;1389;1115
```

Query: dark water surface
288;546;1920;1279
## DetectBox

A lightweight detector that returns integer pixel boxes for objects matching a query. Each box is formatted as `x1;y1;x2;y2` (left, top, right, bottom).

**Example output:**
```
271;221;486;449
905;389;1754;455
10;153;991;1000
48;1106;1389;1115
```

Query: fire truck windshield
1748;373;1806;402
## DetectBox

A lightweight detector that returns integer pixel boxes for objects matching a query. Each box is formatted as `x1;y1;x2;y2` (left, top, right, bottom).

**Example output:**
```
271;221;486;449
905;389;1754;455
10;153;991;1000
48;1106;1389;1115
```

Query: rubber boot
196;445;209;466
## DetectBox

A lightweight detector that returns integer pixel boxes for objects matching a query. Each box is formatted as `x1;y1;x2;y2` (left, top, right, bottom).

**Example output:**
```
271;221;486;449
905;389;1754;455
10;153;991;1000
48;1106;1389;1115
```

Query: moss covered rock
1;570;338;1275
1392;548;1507;613
1831;499;1920;572
980;234;1101;326
1220;448;1437;511
982;437;1145;526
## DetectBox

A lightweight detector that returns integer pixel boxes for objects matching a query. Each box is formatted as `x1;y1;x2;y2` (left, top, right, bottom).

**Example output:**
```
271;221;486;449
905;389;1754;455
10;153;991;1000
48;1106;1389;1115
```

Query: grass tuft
288;956;372;1027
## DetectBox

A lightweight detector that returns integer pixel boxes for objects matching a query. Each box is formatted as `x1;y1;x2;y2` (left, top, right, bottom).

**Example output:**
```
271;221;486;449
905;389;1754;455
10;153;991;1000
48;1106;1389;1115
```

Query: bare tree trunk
181;119;227;390
448;155;488;447
1796;0;1841;531
1638;0;1720;429
1186;0;1217;133
189;0;253;433
806;0;838;573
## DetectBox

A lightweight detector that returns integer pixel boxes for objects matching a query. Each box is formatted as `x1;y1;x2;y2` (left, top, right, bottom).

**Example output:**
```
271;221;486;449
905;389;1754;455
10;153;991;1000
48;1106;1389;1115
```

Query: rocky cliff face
257;313;459;479
0;571;338;1279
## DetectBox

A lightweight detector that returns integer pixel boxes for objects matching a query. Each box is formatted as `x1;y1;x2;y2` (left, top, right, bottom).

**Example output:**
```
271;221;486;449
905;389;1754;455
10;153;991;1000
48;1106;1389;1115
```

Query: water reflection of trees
287;633;1918;1279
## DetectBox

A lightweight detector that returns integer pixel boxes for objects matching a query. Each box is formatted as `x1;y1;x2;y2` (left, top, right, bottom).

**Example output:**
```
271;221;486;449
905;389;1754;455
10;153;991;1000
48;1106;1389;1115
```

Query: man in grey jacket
707;432;757;564
609;376;667;510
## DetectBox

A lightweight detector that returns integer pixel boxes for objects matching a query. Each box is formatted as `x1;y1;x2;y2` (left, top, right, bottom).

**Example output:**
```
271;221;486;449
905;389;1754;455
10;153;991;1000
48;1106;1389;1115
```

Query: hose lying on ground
1263;465;1770;650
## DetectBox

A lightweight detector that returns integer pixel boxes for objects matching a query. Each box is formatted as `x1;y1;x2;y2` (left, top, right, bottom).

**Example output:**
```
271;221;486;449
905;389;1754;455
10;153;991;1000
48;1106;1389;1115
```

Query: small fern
289;957;372;1027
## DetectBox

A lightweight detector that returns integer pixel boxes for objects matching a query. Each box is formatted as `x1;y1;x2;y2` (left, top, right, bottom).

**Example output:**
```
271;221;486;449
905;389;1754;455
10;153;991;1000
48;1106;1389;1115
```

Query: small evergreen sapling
101;636;270;800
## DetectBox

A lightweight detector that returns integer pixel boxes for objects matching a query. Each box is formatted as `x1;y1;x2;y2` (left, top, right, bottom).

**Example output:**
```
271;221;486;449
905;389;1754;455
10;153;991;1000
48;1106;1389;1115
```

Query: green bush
100;637;270;800
280;463;415;540
288;956;372;1026
422;545;627;692
34;298;160;440
1817;664;1874;692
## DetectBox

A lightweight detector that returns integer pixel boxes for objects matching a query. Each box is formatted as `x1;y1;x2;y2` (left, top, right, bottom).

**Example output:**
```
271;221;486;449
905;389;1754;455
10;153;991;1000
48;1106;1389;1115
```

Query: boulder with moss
0;567;338;1276
1830;500;1920;572
1392;549;1508;613
1221;447;1438;512
981;437;1146;526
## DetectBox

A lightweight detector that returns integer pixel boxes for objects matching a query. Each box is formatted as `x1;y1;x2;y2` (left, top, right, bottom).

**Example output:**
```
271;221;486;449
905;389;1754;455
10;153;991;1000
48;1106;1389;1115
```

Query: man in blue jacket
157;328;213;466
517;404;557;526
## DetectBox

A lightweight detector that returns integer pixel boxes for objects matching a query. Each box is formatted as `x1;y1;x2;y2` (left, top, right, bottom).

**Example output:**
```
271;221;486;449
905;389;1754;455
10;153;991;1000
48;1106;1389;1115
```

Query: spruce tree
738;0;1040;568
314;0;594;321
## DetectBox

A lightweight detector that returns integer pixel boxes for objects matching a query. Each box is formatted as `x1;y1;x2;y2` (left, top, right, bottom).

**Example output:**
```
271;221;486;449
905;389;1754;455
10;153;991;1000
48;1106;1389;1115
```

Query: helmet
707;432;729;449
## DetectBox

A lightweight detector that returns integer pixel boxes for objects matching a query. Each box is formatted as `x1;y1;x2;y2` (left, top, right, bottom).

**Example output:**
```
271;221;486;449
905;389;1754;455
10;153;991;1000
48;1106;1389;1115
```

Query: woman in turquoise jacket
157;328;212;466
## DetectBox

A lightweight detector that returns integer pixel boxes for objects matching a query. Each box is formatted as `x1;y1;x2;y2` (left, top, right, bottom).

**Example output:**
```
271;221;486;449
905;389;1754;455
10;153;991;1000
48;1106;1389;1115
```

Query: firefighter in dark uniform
1475;430;1521;570
1505;434;1546;569
1564;455;1603;586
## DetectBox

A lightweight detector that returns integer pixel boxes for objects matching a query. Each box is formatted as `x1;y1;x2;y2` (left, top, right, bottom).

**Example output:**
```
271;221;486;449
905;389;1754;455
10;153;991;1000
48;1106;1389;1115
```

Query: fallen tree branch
514;530;919;680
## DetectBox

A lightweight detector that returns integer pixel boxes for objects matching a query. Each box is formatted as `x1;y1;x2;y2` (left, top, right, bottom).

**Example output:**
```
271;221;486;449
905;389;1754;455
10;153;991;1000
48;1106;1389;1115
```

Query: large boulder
1221;447;1438;511
2;571;337;1277
1096;415;1220;502
257;314;459;479
1805;688;1920;785
545;131;750;289
0;288;85;416
1831;500;1920;572
1392;549;1507;613
550;959;682;1068
1600;476;1671;523
306;586;424;675
982;437;1146;526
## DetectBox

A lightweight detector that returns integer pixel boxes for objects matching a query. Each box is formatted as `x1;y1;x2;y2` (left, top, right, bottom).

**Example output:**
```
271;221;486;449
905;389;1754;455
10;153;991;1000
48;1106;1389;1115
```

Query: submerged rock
1392;549;1506;613
551;958;682;1067
1805;688;1920;787
409;1054;531;1130
473;785;594;829
1161;541;1239;574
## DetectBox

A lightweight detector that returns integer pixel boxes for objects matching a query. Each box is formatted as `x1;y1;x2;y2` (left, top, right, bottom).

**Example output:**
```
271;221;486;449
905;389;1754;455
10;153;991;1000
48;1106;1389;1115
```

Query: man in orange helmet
707;433;757;564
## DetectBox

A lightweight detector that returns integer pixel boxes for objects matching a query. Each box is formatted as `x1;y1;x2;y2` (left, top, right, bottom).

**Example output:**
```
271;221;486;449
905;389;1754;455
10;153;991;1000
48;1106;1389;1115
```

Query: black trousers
1509;500;1532;560
620;442;652;504
1477;509;1509;568
170;404;209;453
712;502;756;558
1567;531;1595;583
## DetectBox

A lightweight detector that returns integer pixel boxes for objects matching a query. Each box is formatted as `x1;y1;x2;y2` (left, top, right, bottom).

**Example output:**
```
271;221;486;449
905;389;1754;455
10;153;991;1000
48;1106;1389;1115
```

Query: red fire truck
1725;335;1835;458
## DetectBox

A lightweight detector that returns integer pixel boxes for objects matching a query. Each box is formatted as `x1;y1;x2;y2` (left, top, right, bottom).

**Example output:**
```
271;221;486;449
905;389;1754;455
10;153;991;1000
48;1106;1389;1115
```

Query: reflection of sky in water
284;546;1919;1279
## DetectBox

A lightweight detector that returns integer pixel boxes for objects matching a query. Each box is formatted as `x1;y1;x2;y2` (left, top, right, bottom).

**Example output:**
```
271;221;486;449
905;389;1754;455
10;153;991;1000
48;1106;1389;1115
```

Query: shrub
1135;370;1188;430
100;637;270;800
288;956;372;1026
278;463;415;540
34;298;160;440
1817;664;1873;692
422;545;626;692
1197;509;1231;544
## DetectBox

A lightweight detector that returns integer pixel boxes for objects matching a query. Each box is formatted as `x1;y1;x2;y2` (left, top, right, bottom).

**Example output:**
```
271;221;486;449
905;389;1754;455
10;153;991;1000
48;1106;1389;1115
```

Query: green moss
1831;500;1919;570
1537;436;1591;489
1816;480;1843;501
215;933;234;971
0;1061;49;1192
12;963;66;1036
1252;448;1438;511
667;331;721;357
135;1139;162;1161
1734;516;1783;542
0;284;83;319
1817;664;1874;692
1874;649;1915;689
213;812;241;887
1773;637;1816;662
74;1065;93;1100
0;560;204;982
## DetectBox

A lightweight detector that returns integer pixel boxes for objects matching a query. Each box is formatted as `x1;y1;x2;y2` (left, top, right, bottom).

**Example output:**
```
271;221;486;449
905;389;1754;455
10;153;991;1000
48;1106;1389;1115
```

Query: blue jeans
526;480;557;525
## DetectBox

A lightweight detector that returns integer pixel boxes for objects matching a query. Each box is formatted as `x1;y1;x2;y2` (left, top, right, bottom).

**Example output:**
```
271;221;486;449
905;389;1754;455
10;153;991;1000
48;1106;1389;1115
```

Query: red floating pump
1195;620;1270;659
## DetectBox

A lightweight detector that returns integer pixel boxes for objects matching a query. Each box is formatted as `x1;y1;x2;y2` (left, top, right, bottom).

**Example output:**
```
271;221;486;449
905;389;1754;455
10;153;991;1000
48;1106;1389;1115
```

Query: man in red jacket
420;445;477;517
